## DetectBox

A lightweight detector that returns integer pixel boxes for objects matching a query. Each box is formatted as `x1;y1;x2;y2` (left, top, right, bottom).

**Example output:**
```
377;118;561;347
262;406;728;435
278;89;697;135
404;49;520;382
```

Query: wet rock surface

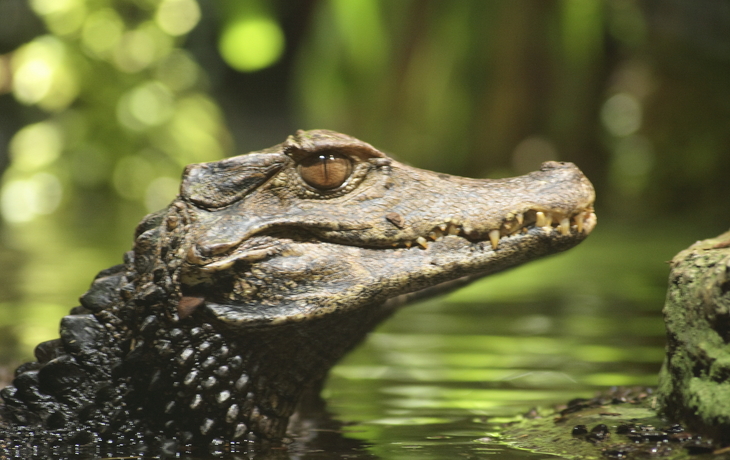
502;387;729;459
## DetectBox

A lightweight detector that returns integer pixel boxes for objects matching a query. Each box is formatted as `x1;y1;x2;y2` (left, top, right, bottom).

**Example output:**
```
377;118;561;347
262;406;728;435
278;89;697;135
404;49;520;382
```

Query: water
321;298;664;459
0;221;710;459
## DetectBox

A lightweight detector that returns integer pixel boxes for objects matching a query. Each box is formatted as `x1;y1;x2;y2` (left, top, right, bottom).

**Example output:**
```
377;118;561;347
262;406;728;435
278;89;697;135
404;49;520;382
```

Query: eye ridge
298;151;353;190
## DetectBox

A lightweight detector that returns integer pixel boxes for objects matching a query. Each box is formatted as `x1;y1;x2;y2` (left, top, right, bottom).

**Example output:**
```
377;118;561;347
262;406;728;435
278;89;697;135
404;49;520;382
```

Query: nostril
541;161;561;170
540;161;575;171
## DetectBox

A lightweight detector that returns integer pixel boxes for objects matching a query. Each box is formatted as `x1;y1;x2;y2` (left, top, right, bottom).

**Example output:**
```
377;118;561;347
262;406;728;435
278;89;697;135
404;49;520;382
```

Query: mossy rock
657;229;730;444
501;229;730;458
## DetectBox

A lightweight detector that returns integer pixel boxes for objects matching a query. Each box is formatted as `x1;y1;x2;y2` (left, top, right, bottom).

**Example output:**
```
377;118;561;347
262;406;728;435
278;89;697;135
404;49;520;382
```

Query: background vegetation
0;0;728;361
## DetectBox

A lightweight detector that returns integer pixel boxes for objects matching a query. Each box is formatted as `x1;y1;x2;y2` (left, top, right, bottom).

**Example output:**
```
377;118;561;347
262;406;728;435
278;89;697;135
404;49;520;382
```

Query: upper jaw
393;206;596;251
197;212;596;328
185;160;596;270
174;158;596;327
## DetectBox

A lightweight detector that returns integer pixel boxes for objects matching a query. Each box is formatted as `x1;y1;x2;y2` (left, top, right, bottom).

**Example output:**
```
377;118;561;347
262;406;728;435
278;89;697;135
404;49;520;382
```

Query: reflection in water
0;223;696;458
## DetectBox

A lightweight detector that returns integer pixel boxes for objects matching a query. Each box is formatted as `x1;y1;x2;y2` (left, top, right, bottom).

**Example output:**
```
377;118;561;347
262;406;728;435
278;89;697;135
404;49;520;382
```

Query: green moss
657;229;730;443
686;378;730;423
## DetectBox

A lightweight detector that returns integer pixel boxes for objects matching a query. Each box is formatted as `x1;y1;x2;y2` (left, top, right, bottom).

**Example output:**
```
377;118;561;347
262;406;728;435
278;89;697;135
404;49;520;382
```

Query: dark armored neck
118;301;388;444
111;213;388;443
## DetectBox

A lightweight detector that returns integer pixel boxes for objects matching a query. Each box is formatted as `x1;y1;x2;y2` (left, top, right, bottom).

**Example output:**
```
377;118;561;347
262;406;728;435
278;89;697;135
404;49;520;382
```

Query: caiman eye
298;152;353;190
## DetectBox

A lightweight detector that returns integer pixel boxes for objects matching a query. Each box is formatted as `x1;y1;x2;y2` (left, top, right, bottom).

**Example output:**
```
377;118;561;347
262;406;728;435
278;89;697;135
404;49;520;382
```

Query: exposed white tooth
462;225;473;236
489;229;500;250
536;211;547;227
404;241;412;248
448;224;460;235
416;236;429;249
575;213;584;232
438;223;447;232
428;231;440;241
559;218;570;235
516;213;523;225
544;213;553;227
199;258;236;272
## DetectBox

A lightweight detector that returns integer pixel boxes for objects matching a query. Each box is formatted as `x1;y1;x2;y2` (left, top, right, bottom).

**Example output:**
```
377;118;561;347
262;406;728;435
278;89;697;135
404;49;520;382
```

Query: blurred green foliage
0;0;728;360
1;0;231;230
2;0;729;230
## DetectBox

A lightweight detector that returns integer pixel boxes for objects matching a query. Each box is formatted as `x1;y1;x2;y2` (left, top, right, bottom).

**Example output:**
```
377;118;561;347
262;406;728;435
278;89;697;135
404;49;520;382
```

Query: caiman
0;130;596;453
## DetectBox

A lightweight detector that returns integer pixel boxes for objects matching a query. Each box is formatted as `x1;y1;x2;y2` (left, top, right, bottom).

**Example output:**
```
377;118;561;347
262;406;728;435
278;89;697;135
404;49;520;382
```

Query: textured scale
0;130;596;456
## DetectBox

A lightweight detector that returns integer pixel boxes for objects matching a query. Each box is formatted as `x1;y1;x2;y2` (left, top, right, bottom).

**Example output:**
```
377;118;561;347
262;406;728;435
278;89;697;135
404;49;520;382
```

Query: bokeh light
218;16;285;72
116;81;175;131
112;24;172;73
155;50;200;92
157;94;228;166
1;173;62;223
9;122;63;172
145;176;180;212
600;92;642;137
155;0;201;36
30;0;86;37
81;8;124;58
11;36;79;111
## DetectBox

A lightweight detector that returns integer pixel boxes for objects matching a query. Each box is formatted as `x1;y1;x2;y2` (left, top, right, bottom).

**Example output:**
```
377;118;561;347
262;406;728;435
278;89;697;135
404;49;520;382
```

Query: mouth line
397;206;596;251
189;205;596;273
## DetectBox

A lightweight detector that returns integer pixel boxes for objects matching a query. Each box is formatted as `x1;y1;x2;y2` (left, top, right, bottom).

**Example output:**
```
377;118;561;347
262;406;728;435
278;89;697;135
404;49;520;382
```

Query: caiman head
116;130;595;444
156;129;595;323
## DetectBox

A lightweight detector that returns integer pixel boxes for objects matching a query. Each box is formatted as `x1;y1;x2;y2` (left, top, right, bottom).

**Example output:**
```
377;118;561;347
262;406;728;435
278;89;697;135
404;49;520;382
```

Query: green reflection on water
0;221;700;459
317;222;698;458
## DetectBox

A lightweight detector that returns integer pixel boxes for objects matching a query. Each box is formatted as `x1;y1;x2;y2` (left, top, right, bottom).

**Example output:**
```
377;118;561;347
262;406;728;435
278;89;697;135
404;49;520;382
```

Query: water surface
0;222;708;459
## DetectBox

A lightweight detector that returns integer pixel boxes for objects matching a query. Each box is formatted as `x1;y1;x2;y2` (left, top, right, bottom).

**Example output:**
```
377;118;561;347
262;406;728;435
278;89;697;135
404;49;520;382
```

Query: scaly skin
0;130;596;454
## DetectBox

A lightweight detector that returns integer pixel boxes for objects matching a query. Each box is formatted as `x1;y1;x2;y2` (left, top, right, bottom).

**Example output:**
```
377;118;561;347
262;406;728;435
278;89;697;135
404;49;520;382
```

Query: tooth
544;213;553;227
559;218;570;235
186;246;205;265
448;224;460;235
200;257;237;272
575;213;584;232
428;231;440;241
416;236;429;249
536;211;547;227
516;213;523;225
438;223;447;232
404;241;412;248
462;225;473;236
489;229;500;250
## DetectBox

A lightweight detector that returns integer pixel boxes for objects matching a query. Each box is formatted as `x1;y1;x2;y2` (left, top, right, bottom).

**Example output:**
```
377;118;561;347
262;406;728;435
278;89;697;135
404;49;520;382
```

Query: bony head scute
298;151;353;190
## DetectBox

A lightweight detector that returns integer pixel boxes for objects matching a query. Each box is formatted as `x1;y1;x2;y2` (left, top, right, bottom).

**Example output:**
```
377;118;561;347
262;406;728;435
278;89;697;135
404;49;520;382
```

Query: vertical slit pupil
299;152;353;190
